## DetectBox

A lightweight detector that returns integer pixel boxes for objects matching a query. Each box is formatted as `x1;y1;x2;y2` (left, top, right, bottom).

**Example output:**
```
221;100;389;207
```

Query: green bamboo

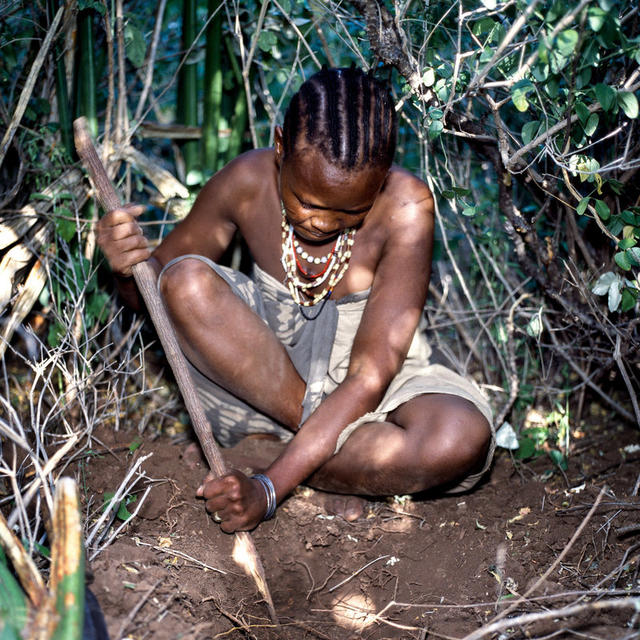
202;0;223;174
0;547;29;636
180;0;200;184
74;9;97;137
224;35;248;162
47;0;73;158
50;478;85;640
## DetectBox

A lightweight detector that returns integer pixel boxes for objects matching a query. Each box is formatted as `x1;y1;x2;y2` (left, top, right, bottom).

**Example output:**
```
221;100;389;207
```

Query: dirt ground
80;418;640;640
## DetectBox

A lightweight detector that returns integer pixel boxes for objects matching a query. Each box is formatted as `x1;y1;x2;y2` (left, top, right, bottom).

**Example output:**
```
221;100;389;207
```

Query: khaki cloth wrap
159;254;496;492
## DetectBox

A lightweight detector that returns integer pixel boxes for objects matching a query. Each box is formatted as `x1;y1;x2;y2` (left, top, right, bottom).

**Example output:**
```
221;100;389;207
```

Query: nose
310;216;338;234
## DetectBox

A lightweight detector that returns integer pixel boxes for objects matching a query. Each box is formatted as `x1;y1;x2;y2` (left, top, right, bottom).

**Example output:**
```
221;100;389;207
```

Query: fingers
96;204;151;276
196;471;264;533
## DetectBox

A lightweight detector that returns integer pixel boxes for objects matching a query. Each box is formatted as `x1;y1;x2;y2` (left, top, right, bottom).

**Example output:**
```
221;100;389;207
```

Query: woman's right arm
96;151;257;311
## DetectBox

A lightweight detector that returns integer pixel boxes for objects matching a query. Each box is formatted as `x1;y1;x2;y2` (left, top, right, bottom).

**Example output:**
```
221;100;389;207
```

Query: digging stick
73;117;278;623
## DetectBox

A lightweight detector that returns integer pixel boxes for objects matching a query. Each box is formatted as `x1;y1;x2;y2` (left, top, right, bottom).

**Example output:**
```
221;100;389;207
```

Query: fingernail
196;485;203;496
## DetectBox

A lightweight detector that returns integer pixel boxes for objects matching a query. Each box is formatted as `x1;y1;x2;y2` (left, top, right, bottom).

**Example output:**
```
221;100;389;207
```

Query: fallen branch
461;596;640;640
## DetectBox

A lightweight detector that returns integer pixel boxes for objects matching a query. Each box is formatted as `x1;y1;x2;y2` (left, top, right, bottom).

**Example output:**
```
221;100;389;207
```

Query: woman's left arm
201;178;435;532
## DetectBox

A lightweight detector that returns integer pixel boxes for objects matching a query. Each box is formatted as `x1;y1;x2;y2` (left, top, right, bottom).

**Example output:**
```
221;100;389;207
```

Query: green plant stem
224;35;247;162
0;548;29;634
74;9;97;137
202;0;223;174
47;0;72;158
51;478;85;640
180;0;199;183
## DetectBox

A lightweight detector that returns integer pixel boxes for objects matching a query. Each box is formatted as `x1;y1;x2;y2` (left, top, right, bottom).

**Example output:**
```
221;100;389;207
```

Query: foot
307;489;369;522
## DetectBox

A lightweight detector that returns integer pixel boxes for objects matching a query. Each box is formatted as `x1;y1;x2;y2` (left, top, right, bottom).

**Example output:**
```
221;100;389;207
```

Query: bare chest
240;213;383;300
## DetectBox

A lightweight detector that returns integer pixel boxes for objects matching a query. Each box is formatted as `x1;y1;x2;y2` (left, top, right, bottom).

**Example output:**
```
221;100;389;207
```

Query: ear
274;126;284;169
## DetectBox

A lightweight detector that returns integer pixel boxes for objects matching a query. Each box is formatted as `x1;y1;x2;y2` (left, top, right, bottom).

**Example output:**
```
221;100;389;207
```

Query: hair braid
283;66;397;171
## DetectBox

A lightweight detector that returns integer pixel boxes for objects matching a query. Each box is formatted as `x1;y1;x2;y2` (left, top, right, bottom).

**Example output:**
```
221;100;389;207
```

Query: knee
415;397;492;478
160;258;227;312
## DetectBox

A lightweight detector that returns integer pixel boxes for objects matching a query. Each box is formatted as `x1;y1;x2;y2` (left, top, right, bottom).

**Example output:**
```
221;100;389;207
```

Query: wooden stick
72;117;278;623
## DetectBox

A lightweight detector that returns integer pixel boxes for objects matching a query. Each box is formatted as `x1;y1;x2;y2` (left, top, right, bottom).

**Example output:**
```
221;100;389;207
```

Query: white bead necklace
280;203;356;307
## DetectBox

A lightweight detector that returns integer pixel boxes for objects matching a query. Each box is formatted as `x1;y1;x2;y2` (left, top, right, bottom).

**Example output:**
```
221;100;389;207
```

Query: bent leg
307;393;492;495
159;257;305;430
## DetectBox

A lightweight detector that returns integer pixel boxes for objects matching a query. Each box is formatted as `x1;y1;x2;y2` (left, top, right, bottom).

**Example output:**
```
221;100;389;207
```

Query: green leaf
515;437;536;460
257;31;277;52
103;492;137;521
594;199;610;220
595;83;616;111
521;120;539;145
620;288;638;312
584;112;599;136
626;247;640;265
592;271;617;295
576;197;589;216
619;237;637;250
422;68;435;87
621;209;638;224
86;291;110;324
47;321;65;348
587;6;607;32
428;120;444;140
548;449;568;471
608;279;622;311
614;251;632;271
556;30;579;58
441;190;455;199
429;108;444;120
461;206;478;217
617;91;639;119
124;23;146;68
574;101;590;126
511;82;532;112
472;17;496;36
54;209;76;242
607;216;624;236
128;439;142;453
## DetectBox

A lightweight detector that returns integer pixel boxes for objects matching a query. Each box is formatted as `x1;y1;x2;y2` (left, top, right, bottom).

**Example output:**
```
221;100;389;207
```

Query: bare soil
80;419;640;640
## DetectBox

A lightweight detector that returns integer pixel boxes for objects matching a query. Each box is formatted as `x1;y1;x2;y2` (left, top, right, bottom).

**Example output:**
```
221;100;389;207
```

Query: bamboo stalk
73;116;278;624
0;514;47;609
0;547;30;635
49;477;85;640
202;0;223;173
74;8;97;137
180;0;200;183
47;0;73;158
224;35;248;162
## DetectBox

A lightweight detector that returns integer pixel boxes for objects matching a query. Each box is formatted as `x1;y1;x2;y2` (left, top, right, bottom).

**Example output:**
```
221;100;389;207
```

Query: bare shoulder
375;167;434;242
153;149;276;265
197;148;275;217
384;167;434;216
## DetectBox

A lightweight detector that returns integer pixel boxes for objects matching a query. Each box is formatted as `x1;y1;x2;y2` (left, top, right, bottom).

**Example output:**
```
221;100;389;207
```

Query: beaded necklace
280;204;356;307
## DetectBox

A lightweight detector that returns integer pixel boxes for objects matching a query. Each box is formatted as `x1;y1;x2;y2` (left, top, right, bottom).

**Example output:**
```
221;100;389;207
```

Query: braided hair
282;67;397;171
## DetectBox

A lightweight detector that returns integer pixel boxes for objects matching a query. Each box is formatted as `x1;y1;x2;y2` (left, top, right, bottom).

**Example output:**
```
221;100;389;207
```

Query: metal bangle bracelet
251;473;277;520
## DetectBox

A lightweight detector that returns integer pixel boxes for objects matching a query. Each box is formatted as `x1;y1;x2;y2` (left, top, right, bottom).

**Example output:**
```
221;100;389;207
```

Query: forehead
282;147;387;208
